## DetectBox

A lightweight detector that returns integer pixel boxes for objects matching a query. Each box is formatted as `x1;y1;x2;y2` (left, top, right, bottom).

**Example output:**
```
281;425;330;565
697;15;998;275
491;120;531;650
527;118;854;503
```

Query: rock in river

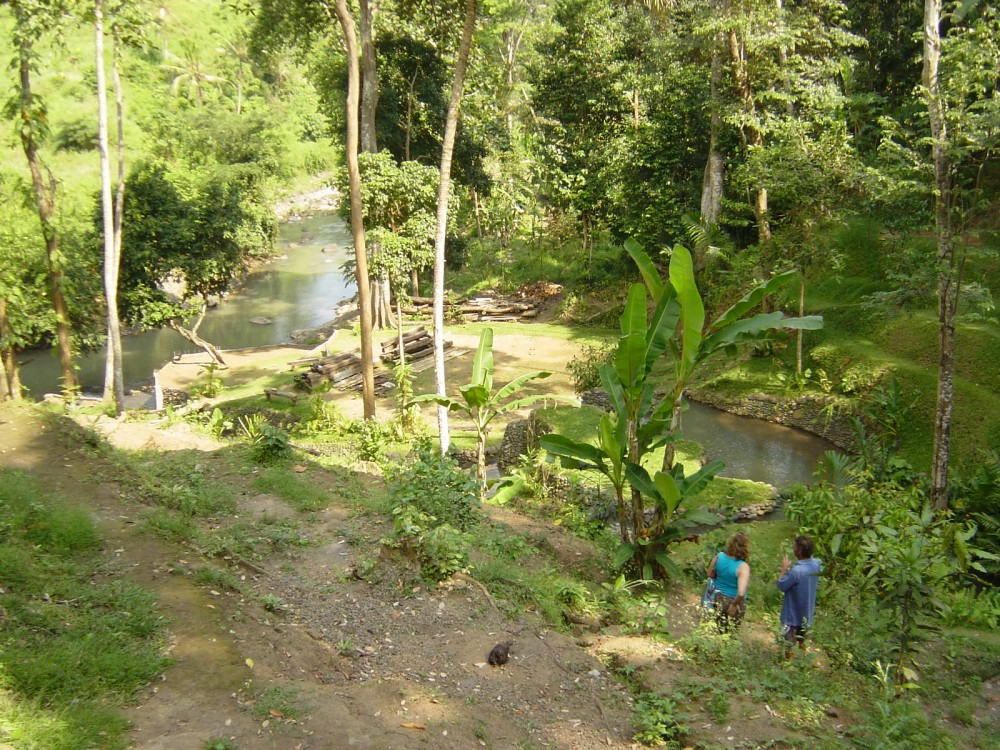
249;316;273;325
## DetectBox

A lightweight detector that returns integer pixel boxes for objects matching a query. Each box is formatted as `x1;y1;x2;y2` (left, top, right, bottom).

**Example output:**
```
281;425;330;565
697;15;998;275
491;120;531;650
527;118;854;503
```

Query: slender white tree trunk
924;0;956;510
95;0;124;415
432;0;477;454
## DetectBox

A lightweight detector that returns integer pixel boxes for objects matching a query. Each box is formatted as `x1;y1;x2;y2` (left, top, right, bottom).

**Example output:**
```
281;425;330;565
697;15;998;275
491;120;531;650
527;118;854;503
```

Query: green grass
252;466;332;512
126;451;238;517
0;470;170;750
248;684;306;720
200;517;312;562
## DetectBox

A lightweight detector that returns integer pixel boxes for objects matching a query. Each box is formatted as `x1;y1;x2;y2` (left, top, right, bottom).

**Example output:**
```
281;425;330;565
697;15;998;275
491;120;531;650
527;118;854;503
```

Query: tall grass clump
0;470;170;750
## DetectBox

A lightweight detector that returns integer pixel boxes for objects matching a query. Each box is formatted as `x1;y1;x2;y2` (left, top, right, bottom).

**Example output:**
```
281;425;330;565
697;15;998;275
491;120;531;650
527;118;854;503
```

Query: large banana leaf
491;370;552;403
699;312;823;364
539;433;611;474
458;383;490;408
598;413;626;481
624;238;663;300
408;394;467;412
679;460;726;496
599;362;626;416
623;239;679;369
667;245;704;381
625;463;681;517
708;269;797;334
615;285;649;396
471;328;494;390
645;283;680;367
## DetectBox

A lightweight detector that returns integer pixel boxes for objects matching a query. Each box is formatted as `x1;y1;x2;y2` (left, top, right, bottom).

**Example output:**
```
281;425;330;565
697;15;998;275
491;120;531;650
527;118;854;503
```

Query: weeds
131;454;237;517
0;470;170;750
252;467;331;512
248;684;305;720
239;414;292;464
201;518;311;562
632;693;688;747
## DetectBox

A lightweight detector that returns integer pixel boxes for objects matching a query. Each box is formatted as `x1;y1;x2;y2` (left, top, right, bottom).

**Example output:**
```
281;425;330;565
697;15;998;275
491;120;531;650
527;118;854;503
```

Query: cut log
264;388;299;405
380;326;428;353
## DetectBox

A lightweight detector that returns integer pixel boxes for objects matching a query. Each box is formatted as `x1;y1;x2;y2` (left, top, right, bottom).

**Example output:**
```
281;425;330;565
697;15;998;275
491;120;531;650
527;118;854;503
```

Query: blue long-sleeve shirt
777;557;821;627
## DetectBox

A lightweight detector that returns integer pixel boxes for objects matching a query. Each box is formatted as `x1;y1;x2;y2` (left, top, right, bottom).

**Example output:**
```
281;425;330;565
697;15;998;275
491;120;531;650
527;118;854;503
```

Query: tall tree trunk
358;0;378;154
432;0;477;455
356;0;393;331
924;0;955;511
0;298;22;401
726;12;770;243
700;33;724;225
333;0;376;418
404;66;418;161
17;41;76;393
112;22;126;398
96;0;125;415
471;185;483;237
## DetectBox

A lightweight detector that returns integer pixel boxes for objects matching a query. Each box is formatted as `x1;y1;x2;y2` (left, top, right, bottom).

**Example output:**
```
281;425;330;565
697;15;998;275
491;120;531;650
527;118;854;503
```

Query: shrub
632;693;688;747
52;118;97;152
390;505;470;583
786;480;991;680
348;418;390;462
388;448;481;531
238;414;291;464
419;524;470;581
566;342;615;394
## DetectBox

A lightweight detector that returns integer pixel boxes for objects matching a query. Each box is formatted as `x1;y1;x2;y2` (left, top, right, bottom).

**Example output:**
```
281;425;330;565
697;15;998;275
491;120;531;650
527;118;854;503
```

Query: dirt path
1;400;657;749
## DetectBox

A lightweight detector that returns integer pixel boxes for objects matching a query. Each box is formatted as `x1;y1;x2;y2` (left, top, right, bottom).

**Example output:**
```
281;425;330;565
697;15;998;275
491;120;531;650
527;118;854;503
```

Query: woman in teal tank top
707;532;750;631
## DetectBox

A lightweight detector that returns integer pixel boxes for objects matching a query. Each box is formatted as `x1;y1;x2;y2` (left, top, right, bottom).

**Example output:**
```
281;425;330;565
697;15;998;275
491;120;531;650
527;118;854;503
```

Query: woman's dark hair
794;535;814;558
725;532;750;561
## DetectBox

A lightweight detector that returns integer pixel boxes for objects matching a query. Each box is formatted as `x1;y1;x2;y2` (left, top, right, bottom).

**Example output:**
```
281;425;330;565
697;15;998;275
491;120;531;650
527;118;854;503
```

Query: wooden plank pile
381;326;447;365
292;350;364;390
290;326;470;393
381;326;468;373
402;295;539;322
291;350;391;394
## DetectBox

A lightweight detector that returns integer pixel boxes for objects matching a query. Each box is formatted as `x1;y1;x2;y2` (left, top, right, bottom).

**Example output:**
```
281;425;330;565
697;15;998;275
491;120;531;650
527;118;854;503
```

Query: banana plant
624;239;823;472
410;328;576;499
622;461;725;579
543;240;823;578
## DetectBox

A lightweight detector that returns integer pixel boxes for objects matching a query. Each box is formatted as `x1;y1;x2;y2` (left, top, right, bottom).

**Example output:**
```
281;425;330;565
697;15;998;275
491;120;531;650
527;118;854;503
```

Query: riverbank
274;183;339;220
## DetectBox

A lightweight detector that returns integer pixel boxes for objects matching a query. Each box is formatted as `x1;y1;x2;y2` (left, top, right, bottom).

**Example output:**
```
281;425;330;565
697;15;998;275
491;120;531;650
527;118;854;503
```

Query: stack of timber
402;295;539;322
290;327;470;392
380;326;468;372
290;349;392;393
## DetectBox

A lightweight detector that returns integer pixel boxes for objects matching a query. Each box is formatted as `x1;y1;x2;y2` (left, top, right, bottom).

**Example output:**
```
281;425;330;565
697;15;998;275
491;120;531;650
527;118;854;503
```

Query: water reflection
19;213;355;396
683;401;830;487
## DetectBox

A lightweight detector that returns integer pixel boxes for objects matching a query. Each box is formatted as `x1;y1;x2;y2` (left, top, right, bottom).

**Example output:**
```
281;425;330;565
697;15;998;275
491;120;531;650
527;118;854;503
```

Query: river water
19;213;356;398
683;401;828;486
18;212;830;486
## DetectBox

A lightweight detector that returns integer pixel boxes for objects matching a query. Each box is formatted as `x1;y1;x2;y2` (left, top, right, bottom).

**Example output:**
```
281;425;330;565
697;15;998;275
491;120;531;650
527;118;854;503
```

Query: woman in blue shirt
707;532;750;631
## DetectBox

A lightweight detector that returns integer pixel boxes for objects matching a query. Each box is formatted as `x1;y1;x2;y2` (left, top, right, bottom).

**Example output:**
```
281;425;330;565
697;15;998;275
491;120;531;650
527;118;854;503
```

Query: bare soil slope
1;400;656;750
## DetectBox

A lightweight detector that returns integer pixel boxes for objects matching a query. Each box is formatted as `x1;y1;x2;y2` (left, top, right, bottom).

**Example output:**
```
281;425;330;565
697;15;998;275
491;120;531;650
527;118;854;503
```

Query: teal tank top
715;552;745;598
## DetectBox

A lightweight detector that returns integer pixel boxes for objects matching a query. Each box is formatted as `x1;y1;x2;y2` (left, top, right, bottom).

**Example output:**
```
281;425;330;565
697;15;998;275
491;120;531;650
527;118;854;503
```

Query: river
683;401;829;486
18;212;831;486
18;213;356;398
